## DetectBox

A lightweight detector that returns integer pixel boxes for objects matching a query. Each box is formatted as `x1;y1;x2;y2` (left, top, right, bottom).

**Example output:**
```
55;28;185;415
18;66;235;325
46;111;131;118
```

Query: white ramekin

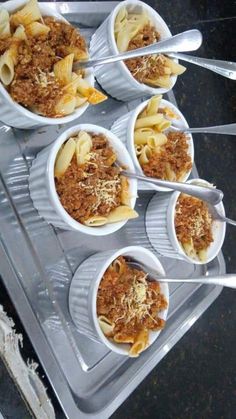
29;123;138;236
0;0;93;129
90;0;178;101
68;246;169;356
111;98;194;192
146;179;226;264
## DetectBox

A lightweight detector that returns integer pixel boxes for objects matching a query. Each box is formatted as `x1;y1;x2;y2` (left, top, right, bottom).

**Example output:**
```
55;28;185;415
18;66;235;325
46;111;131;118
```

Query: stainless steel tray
0;3;225;418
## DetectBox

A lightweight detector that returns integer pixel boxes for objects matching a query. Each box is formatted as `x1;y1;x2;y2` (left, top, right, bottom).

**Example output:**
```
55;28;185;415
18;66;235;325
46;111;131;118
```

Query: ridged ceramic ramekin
90;0;177;101
0;0;93;129
111;97;194;192
146;179;226;264
68;246;169;356
29;123;138;236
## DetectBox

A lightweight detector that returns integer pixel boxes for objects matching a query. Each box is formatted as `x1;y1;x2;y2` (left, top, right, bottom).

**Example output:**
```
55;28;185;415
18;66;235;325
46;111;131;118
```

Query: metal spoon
169;52;236;80
170;122;236;135
128;261;236;289
73;29;202;70
208;204;236;227
117;165;223;205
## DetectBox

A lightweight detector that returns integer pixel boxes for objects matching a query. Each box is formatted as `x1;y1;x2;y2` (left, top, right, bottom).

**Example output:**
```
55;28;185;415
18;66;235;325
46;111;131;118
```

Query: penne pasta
135;144;144;156
134;127;154;145
84;216;107;226
147;133;167;149
145;95;162;116
54;93;76;116
59;45;89;61
75;95;87;108
76;131;92;165
165;162;176;181
97;256;168;356
112;259;125;274
106;206;138;224
155;119;171;132
144;75;172;88
138;145;152;165
54;138;76;178
129;329;149;357
0;8;10;37
114;7;128;35
98;316;114;337
164;57;186;75
10;0;42;27
26;21;50;37
113;333;135;344
0;49;15;85
135;114;163;129
120;175;130;206
54;53;74;86
76;77;107;104
13;25;27;40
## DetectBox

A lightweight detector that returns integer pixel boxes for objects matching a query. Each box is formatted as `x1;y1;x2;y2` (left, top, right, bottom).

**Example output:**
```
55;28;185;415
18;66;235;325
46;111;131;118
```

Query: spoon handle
160;275;236;289
73;29;202;70
183;123;236;135
121;170;223;205
169;52;236;80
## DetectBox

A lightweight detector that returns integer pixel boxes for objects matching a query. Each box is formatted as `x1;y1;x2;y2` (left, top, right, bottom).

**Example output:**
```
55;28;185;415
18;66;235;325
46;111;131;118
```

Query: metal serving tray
0;3;225;418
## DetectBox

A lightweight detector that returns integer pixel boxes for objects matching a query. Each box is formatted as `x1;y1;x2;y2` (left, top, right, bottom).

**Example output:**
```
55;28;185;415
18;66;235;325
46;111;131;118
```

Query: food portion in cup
54;130;138;227
0;0;106;118
175;194;214;262
169;179;226;264
132;95;193;183
97;255;168;357
114;4;186;89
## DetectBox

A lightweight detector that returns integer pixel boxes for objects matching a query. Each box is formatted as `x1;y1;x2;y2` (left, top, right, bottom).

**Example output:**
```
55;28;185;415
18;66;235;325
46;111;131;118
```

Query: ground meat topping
175;195;214;251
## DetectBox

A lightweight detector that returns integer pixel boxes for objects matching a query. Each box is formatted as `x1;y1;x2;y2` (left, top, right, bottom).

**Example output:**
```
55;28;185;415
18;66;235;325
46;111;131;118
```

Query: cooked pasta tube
147;133;167;148
164;57;186;75
120;175;130;206
54;53;74;86
54;93;76;116
26;21;50;37
98;316;114;337
54;138;76;178
76;77;107;104
138;145;152;165
10;0;42;27
135;144;144;156
165;162;176;181
76;131;92;165
113;333;135;344
84;216;107;227
135;114;163;129
0;49;15;85
13;25;27;40
155;119;171;132
112;258;125;274
106;206;138;224
0;8;10;37
145;95;162;116
134;127;155;145
129;329;149;357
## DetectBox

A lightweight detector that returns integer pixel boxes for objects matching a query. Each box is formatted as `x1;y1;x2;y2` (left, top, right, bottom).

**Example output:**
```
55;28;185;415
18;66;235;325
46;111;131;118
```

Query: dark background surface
0;0;236;418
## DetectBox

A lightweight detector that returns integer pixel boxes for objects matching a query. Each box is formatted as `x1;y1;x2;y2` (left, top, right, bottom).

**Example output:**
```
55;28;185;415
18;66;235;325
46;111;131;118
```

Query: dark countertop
0;1;236;418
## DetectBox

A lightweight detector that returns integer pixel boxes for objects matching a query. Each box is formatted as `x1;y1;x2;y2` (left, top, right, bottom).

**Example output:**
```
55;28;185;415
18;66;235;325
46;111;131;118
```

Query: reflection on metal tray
0;3;225;419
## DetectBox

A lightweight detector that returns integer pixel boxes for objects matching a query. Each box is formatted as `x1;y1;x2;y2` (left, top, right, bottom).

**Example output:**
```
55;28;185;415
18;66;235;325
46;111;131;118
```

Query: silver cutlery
73;29;202;70
117;166;223;205
168;52;236;80
208;204;236;227
170;122;236;135
128;261;236;289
